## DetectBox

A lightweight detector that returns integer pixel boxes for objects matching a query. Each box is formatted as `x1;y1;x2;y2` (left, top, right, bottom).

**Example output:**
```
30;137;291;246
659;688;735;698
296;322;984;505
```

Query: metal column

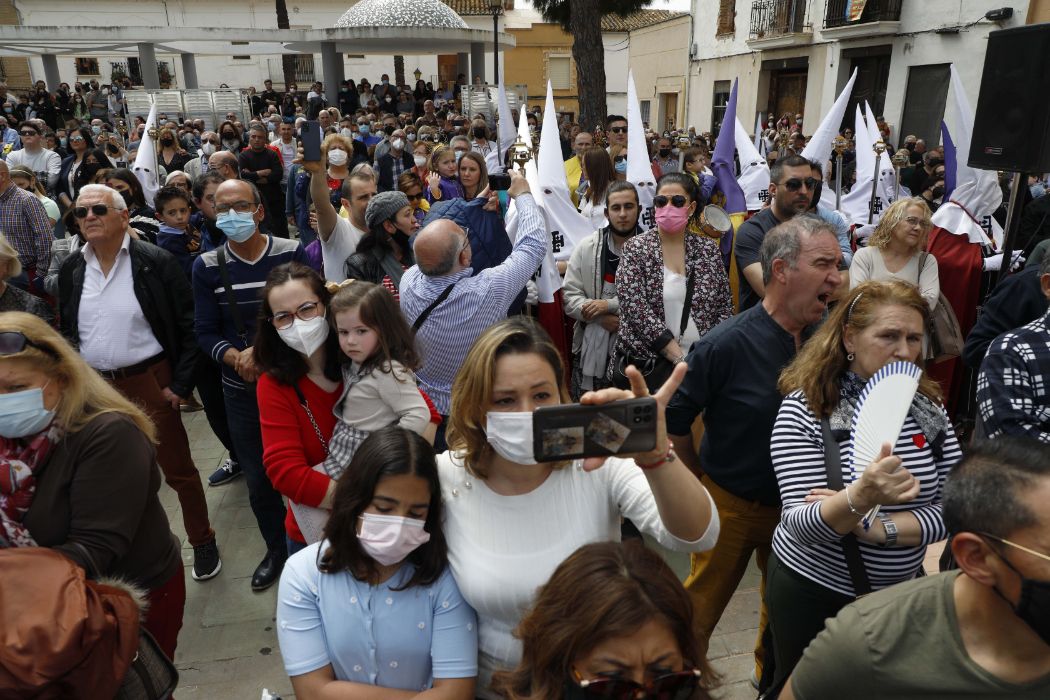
320;41;344;90
137;42;160;89
180;54;199;89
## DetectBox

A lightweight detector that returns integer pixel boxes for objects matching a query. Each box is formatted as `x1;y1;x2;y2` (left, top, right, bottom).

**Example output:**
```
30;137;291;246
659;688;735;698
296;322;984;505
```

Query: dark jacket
962;264;1047;368
57;237;201;397
376;150;415;192
344;234;412;289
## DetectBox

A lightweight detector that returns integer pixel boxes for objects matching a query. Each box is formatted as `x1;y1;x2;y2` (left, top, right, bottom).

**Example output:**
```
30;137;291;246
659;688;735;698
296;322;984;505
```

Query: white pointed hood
838;104;897;226
735;118;770;211
931;64;1003;247
802;68;858;169
626;71;656;217
132;101;160;207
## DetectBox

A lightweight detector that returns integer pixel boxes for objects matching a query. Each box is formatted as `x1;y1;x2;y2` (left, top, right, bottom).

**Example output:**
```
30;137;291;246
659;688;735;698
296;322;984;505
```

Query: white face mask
413;155;427;168
340;127;354;138
391;138;404;151
276;315;329;357
407;133;416;142
485;411;537;465
357;513;431;566
327;148;348;166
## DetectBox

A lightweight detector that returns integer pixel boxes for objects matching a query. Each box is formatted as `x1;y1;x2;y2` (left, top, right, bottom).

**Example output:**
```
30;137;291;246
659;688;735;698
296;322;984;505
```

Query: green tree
532;0;653;129
394;55;406;89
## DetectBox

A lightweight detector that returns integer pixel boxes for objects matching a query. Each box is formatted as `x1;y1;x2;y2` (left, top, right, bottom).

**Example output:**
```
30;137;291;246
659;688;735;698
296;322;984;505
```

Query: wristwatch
877;513;898;547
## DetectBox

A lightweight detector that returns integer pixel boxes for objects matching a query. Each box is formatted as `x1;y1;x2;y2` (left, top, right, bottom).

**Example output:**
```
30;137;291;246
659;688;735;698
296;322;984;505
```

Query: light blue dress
276;542;478;690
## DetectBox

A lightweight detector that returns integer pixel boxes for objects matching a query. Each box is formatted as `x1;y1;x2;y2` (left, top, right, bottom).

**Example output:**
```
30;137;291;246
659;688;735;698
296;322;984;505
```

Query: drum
698;205;732;239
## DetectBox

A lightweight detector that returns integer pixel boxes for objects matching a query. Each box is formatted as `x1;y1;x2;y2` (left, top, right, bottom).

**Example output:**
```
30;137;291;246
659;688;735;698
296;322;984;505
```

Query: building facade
687;0;1032;146
626;13;691;132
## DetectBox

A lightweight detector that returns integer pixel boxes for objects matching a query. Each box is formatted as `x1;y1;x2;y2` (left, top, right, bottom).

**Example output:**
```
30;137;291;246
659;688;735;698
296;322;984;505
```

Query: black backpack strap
216;246;247;345
821;418;872;597
412;281;457;332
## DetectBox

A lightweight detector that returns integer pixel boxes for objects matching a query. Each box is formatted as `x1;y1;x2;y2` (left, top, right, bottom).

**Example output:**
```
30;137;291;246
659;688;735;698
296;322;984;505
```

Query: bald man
400;169;544;449
208;151;240;181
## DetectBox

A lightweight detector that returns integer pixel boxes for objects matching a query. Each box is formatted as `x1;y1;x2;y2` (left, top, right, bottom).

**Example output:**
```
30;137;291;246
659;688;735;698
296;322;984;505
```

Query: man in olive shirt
668;215;843;684
785;437;1050;699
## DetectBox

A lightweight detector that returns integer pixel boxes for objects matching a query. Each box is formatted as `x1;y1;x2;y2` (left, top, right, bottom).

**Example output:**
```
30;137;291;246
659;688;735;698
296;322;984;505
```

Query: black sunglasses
404;191;423;201
570;669;702;700
19;131;38;137
780;177;819;192
653;194;688;209
72;204;118;219
613;155;627;163
0;331;58;359
609;127;628;134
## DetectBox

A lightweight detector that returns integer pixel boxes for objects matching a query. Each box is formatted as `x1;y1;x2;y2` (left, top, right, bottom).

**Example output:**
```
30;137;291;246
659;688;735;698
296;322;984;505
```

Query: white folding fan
848;361;923;526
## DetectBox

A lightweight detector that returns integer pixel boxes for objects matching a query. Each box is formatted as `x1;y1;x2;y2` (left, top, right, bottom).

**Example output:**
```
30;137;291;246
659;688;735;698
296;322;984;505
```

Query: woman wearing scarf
0;312;183;659
764;280;961;689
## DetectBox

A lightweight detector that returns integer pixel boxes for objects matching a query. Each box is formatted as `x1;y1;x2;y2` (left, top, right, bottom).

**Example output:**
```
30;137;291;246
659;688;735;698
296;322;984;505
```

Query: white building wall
687;0;1030;141
605;32;630;119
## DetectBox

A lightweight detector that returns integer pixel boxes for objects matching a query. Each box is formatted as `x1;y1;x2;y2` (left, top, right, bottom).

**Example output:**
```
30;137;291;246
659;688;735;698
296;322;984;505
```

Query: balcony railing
750;0;810;40
824;0;902;29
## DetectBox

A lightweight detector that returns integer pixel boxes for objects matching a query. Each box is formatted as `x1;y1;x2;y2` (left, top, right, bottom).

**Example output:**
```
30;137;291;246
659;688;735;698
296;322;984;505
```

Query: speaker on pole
969;23;1050;173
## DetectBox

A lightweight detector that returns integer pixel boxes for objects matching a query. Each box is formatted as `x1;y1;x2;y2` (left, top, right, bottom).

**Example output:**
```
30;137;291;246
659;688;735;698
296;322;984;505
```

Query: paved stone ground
166;407;862;700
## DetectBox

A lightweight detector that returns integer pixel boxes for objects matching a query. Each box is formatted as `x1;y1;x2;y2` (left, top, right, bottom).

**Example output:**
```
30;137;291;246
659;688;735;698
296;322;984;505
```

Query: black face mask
472;127;485;139
658;148;671;158
928;158;943;168
119;190;134;208
160;137;174;146
989;541;1050;648
384;125;396;136
931;185;945;199
905;142;915;151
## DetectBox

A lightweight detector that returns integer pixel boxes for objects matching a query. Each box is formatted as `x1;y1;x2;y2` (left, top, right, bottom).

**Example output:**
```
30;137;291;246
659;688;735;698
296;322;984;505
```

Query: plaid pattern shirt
0;184;52;271
977;308;1050;443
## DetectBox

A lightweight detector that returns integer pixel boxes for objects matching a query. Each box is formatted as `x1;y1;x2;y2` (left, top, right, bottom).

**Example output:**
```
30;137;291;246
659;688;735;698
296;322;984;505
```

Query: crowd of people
0;72;1049;700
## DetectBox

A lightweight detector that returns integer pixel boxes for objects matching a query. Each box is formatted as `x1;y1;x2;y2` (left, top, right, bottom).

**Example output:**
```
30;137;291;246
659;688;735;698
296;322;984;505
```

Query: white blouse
436;452;719;698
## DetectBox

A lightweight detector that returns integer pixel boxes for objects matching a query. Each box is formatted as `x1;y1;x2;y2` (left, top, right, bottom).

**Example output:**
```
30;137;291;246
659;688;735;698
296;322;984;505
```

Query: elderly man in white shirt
56;183;221;582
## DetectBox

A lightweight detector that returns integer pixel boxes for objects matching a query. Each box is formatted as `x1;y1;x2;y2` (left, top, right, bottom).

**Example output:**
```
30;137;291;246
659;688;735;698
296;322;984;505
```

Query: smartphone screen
301;120;322;162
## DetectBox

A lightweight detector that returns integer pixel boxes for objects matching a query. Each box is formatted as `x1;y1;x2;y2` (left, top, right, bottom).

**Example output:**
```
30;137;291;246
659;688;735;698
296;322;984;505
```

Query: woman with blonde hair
156;125;193;173
439;316;718;697
0;236;53;324
0;312;184;658
764;280;961;689
849;197;939;310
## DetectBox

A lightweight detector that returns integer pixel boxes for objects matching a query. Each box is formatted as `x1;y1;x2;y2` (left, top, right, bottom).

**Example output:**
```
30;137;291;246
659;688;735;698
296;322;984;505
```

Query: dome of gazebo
335;0;470;30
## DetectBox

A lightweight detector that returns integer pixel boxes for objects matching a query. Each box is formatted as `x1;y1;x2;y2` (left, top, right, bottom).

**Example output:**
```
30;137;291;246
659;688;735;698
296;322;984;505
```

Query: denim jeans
223;382;287;557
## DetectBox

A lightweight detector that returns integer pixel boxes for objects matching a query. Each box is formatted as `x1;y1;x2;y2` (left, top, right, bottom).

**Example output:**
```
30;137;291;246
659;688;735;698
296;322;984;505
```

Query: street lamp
413;67;422;83
489;0;503;87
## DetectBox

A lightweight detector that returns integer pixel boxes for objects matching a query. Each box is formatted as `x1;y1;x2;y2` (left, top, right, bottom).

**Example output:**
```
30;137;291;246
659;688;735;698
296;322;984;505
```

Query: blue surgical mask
216;210;258;242
359;125;370;135
615;159;628;174
0;384;55;439
59;138;68;148
91;125;101;135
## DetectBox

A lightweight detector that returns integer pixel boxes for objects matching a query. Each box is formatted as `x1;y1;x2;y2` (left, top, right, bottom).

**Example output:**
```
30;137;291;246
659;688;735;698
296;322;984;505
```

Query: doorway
842;46;892;132
437;55;459;90
767;69;807;121
661;92;679;131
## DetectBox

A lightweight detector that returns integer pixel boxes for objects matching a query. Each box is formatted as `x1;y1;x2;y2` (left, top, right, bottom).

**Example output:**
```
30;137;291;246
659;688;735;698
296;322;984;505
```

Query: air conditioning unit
689;43;699;60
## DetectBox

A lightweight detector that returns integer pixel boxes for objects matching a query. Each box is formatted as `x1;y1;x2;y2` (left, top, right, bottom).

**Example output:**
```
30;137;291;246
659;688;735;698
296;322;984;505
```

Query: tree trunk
394;55;406;88
275;0;298;90
569;0;607;130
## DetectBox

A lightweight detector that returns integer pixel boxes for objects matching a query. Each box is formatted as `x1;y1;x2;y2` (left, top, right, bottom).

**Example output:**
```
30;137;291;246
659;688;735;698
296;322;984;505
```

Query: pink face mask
357;513;431;566
654;203;691;235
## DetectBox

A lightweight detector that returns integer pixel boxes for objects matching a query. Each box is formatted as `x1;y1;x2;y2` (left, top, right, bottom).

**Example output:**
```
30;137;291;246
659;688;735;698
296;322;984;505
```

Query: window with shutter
547;56;571;90
717;0;736;36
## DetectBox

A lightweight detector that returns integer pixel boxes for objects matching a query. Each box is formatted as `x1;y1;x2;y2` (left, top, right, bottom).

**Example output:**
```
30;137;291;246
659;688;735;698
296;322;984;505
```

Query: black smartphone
489;173;511;190
532;398;658;462
301;120;322;162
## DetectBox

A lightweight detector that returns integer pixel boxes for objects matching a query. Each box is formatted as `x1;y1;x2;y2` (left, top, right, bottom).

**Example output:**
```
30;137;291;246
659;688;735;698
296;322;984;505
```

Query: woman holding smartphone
439;317;718;698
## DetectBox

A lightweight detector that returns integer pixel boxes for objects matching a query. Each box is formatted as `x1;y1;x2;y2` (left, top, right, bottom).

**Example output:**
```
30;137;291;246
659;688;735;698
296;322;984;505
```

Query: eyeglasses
269;301;323;330
0;331;58;359
609;127;628;134
903;216;931;230
203;139;220;145
980;533;1050;564
779;177;819;192
570;669;702;700
215;201;259;215
69;136;85;143
404;191;423;201
72;204;119;218
653;194;688;209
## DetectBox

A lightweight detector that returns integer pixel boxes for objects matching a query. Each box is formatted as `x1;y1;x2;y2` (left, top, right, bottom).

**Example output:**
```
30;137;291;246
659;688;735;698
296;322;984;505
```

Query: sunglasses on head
570;669;702;700
72;204;118;219
779;177;818;192
653;194;688;209
0;331;58;359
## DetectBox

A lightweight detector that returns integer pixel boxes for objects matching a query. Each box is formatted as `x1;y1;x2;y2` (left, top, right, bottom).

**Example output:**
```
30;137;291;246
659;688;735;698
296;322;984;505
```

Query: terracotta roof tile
599;9;688;32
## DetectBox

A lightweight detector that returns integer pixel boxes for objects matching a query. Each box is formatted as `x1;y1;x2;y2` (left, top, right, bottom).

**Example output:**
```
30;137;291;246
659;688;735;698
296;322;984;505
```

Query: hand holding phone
532;398;657;463
301;120;322;162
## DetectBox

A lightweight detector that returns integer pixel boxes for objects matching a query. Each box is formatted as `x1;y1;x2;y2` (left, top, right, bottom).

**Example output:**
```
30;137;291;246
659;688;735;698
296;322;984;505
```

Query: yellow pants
684;476;780;676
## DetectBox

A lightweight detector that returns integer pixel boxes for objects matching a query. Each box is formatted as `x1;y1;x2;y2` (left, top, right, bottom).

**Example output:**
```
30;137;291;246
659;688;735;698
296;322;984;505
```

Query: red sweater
258;374;341;543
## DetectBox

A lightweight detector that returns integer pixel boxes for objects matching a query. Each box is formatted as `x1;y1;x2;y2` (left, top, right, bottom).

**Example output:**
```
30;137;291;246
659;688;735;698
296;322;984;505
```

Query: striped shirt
399;193;545;414
192;235;305;388
770;389;961;597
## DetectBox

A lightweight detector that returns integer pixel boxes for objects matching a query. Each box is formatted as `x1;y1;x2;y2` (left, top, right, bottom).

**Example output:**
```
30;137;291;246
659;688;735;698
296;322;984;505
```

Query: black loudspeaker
969;23;1050;173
